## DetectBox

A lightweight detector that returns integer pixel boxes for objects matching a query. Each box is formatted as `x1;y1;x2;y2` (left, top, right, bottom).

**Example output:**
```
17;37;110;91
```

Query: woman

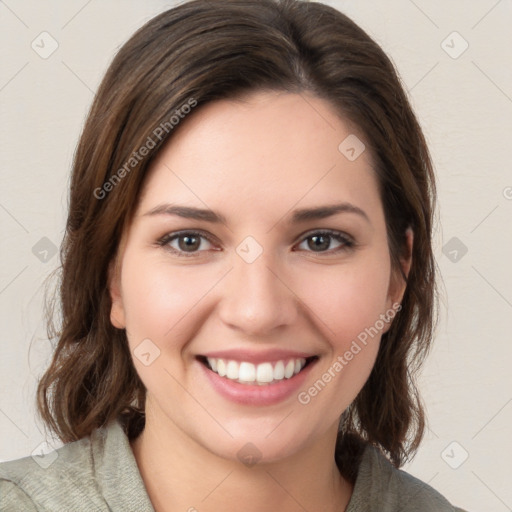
0;0;467;510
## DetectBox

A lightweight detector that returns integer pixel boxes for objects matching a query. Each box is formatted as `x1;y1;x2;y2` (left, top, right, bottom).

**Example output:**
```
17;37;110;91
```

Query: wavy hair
37;0;437;476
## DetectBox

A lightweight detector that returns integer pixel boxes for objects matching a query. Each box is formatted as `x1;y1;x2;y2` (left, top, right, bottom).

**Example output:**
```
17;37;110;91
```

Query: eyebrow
142;202;370;225
289;203;370;224
143;204;228;224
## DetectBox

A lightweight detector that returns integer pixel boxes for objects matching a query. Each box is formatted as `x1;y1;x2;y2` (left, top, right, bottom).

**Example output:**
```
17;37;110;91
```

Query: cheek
293;257;390;415
298;253;392;348
120;255;219;348
119;256;222;396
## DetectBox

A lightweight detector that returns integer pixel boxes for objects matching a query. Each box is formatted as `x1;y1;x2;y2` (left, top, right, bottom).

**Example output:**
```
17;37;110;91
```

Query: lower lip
199;359;317;406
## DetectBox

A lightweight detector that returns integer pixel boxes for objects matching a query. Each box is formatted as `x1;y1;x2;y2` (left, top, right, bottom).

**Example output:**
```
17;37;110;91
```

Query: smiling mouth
197;355;318;386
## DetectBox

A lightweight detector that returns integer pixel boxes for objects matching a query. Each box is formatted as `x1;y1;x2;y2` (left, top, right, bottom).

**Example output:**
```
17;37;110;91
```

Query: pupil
179;235;200;251
309;235;329;251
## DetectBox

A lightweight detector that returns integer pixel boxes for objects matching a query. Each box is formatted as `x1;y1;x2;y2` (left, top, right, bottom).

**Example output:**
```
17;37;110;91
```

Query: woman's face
109;91;407;463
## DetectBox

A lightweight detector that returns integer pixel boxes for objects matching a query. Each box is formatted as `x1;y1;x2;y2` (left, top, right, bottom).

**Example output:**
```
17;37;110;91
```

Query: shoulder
0;479;38;511
347;443;468;512
0;427;105;511
0;420;135;511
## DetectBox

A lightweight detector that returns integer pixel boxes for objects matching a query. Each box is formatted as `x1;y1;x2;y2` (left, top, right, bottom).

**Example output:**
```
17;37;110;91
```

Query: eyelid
293;229;354;253
296;228;354;244
157;228;355;257
156;229;219;257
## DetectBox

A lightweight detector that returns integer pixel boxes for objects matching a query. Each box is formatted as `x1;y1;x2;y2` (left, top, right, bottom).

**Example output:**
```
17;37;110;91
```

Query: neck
130;410;353;512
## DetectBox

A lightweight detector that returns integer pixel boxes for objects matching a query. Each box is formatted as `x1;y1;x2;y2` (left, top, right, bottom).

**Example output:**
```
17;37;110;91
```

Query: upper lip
199;349;317;364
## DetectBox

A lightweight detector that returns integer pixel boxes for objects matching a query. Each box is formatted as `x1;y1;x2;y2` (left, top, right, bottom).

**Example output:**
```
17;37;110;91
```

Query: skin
109;90;411;512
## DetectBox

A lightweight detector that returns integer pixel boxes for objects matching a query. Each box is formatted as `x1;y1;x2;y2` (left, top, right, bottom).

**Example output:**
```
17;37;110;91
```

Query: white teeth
217;359;226;377
238;362;256;382
256;362;274;383
226;360;239;379
273;360;285;380
284;360;295;378
205;356;309;385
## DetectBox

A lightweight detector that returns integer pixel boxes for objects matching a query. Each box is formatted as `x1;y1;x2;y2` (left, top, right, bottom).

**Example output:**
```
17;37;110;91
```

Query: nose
217;250;299;337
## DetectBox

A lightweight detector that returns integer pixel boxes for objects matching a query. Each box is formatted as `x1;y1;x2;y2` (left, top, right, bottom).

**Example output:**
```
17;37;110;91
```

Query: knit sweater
0;418;467;511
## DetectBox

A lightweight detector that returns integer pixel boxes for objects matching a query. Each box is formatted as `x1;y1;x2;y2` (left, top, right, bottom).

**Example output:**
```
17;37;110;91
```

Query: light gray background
1;1;511;510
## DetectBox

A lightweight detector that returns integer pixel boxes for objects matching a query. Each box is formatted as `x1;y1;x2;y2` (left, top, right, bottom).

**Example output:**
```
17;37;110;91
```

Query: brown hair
37;0;437;473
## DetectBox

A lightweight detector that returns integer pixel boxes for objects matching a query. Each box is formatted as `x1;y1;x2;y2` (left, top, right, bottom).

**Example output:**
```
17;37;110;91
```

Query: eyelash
156;229;355;258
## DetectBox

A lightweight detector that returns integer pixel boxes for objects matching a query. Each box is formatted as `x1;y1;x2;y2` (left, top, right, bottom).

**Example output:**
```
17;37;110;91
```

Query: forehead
137;91;382;224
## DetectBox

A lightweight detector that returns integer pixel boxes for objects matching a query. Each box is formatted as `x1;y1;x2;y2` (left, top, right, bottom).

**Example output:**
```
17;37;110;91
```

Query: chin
192;417;328;467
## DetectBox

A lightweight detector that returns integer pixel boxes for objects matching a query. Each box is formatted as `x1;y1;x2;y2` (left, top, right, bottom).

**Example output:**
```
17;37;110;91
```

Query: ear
386;227;413;309
108;259;126;329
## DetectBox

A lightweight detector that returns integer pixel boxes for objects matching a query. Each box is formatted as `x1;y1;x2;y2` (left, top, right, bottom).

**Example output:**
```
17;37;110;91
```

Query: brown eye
178;234;202;252
297;230;354;253
307;234;331;251
158;231;215;256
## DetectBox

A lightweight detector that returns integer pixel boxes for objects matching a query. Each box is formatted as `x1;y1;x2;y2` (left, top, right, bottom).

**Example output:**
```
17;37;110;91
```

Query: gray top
0;418;467;511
